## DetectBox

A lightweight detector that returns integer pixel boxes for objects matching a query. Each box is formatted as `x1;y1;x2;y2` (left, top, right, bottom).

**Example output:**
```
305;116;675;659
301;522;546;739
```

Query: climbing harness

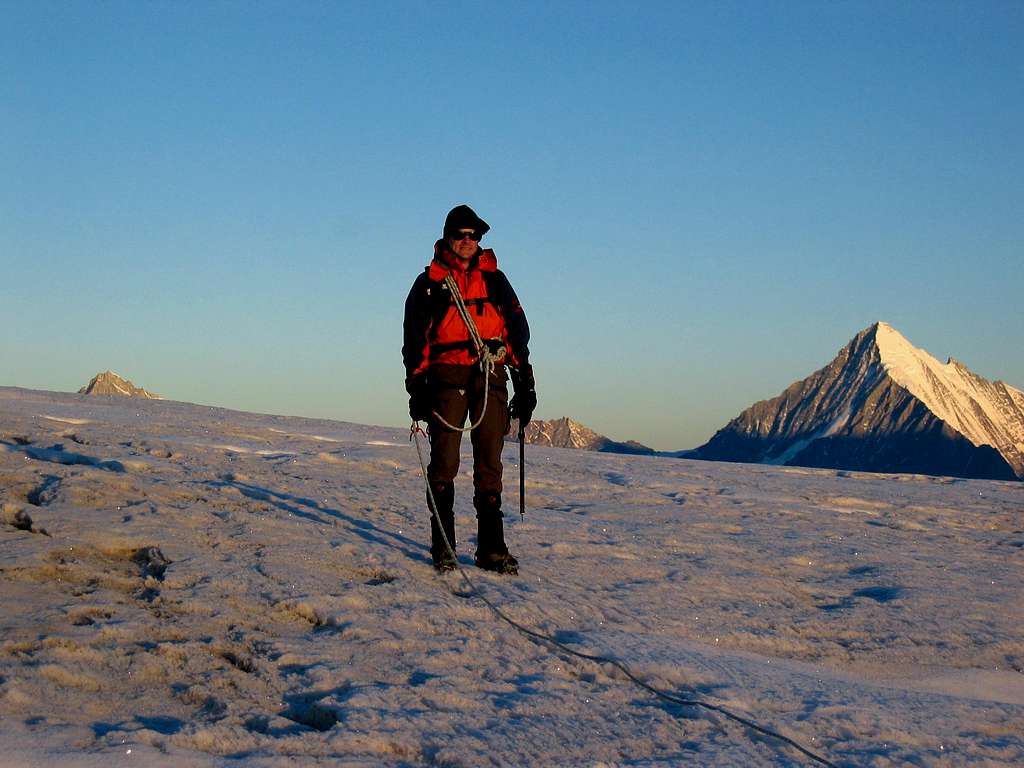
430;273;507;433
409;424;839;768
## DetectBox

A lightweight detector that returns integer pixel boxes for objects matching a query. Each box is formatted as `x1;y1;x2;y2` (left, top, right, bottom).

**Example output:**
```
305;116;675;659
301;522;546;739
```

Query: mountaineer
403;205;536;574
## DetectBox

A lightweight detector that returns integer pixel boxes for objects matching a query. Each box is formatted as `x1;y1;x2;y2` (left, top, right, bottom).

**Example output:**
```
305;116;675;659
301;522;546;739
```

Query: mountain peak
694;324;1023;481
871;320;915;352
79;371;161;399
867;327;1013;454
846;321;910;359
507;416;654;455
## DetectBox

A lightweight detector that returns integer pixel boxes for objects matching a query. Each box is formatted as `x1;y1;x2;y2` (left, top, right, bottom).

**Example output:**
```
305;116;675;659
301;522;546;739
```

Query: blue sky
2;1;1022;450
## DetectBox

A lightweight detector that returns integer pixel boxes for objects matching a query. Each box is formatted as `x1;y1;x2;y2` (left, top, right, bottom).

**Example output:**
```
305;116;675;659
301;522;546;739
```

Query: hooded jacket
403;241;530;383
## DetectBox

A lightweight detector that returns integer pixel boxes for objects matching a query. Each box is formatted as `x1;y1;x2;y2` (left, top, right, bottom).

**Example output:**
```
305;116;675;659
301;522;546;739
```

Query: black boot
428;481;457;572
474;492;518;575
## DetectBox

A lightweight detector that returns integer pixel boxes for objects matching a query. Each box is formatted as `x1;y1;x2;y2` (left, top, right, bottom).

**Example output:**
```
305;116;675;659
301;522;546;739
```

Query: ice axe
518;423;525;520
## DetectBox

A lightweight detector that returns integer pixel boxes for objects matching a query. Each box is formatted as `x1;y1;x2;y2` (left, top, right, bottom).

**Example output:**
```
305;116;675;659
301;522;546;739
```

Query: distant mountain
693;322;1023;481
507;417;654;456
79;371;161;399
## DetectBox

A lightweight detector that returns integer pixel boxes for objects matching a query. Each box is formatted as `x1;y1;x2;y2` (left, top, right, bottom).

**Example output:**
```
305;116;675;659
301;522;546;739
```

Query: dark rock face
597;439;656;456
792;433;1015;480
694;324;1021;481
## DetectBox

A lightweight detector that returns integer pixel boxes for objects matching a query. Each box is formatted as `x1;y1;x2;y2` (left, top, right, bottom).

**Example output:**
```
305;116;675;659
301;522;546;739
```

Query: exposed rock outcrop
508;417;654;455
79;371;160;400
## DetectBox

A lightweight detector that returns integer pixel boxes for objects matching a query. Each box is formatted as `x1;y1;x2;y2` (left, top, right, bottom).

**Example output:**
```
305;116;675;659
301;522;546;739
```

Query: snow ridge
875;322;1024;475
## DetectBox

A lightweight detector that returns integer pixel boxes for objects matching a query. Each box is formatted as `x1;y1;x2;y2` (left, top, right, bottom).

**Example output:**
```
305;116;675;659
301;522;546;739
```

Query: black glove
509;364;537;428
407;375;432;422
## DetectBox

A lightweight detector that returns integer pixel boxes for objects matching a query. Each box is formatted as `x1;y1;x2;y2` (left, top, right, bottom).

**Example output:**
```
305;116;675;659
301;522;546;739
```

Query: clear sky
2;1;1022;451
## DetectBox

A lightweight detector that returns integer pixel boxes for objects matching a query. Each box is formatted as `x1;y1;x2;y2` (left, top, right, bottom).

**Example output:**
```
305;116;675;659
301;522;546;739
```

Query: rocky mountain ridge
693;322;1023;481
78;371;161;400
507;416;654;455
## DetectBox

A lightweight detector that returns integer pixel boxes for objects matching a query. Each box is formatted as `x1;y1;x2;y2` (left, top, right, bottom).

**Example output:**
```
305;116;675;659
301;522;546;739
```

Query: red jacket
403;241;530;381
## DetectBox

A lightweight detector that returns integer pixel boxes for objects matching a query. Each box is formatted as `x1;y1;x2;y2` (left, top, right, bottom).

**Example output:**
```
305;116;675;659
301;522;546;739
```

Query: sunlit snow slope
875;322;1024;475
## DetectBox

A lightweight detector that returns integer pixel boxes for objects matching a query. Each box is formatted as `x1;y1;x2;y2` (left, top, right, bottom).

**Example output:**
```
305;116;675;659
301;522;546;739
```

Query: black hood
443;204;490;240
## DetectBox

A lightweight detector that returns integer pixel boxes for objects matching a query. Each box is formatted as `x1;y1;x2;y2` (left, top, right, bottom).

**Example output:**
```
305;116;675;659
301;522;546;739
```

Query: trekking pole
519;424;525;520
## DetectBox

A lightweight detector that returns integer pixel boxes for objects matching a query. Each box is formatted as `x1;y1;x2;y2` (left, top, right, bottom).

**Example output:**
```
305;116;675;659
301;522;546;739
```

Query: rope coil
430;274;506;433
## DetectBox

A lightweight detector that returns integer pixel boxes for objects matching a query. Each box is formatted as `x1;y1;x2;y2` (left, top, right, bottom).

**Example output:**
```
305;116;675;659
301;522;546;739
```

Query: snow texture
1;386;1022;767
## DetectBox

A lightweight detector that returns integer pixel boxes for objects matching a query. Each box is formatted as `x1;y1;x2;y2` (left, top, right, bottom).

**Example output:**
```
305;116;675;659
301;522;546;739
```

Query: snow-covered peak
874;321;950;392
872;323;1023;469
697;322;1023;479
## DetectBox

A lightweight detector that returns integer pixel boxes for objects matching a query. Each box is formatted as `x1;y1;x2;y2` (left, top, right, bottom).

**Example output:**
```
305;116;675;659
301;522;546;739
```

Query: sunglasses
451;231;481;242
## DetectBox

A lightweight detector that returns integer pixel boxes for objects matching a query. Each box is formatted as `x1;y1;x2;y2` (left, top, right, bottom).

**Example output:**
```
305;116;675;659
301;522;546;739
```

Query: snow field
0;387;1022;766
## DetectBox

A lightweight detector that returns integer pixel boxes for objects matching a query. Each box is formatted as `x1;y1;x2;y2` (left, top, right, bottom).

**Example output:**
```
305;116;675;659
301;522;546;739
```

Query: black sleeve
402;272;433;384
492;270;531;367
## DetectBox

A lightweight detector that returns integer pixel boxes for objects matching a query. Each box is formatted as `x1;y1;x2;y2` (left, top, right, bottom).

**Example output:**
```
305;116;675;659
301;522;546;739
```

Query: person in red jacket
403;205;536;574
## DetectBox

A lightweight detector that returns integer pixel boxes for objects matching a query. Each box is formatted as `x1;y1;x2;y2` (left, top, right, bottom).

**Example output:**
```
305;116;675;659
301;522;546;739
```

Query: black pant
426;364;509;496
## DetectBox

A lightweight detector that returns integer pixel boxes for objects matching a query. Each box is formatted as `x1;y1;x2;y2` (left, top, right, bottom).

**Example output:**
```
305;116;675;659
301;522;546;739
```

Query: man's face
448;229;480;262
